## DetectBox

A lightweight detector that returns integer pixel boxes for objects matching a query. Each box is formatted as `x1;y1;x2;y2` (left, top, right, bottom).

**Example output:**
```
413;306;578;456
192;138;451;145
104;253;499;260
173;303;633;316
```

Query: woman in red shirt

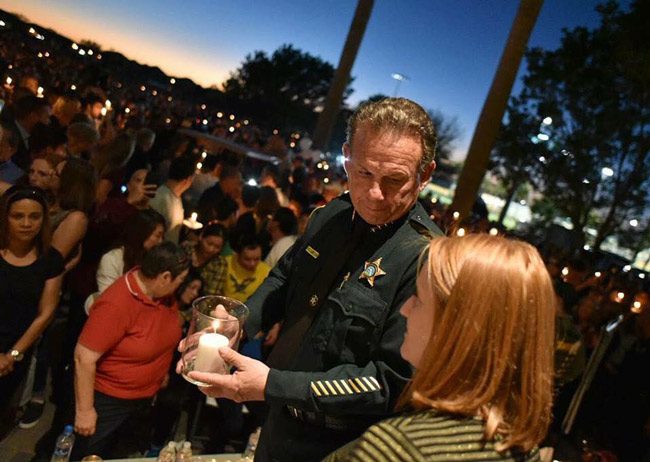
72;242;190;459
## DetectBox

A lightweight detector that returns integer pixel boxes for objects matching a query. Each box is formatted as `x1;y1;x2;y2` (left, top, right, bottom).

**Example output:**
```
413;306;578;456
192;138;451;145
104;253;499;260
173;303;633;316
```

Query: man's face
237;246;261;273
343;125;435;225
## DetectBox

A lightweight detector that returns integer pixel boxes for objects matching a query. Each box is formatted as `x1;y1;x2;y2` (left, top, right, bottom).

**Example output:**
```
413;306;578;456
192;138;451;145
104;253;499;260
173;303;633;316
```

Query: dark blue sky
1;0;612;158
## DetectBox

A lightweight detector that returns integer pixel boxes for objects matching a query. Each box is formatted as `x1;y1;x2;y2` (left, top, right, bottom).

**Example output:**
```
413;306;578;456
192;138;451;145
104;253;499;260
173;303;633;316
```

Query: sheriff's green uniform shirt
245;194;441;461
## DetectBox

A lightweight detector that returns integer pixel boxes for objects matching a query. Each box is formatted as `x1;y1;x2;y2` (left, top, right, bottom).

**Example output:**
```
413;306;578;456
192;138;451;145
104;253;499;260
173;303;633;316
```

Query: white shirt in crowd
150;184;184;244
96;247;125;293
264;235;297;268
84;247;125;314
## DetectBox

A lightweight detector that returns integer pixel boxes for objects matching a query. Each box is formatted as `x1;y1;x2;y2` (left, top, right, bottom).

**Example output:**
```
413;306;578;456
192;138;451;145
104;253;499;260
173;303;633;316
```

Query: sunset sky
0;0;611;158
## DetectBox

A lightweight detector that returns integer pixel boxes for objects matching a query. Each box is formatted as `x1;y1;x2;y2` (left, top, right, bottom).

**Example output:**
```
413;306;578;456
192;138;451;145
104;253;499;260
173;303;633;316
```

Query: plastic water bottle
50;425;75;462
242;427;261;460
157;441;176;462
176;441;193;461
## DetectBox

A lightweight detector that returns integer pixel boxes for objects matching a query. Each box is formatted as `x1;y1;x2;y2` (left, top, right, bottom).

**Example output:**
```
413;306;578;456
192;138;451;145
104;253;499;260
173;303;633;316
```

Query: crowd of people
0;14;648;462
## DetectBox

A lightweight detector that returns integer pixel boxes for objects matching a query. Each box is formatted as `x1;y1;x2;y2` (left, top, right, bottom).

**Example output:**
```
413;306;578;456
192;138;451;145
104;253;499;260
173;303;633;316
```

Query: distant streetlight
629;219;639;227
542;116;552;125
601;166;614;178
391;72;409;97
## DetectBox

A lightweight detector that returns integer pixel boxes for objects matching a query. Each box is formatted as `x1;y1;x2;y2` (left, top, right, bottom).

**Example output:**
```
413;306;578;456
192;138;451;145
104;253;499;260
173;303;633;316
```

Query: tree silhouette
497;1;650;249
222;44;353;133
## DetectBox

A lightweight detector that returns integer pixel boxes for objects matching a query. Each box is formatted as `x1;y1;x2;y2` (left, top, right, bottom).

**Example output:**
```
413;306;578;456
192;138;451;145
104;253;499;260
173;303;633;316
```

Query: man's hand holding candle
189;347;269;402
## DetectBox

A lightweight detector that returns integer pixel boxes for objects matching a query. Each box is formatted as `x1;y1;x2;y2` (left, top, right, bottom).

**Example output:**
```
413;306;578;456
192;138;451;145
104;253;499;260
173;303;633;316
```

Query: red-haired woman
327;234;555;461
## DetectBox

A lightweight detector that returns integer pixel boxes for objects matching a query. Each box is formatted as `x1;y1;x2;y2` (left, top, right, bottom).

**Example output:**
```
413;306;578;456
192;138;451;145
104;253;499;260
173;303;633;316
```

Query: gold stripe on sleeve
354;377;369;392
316;381;330;396
310;382;322;397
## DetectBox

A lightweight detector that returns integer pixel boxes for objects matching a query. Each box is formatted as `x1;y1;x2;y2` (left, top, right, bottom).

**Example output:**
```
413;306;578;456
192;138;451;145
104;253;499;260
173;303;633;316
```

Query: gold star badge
359;258;386;287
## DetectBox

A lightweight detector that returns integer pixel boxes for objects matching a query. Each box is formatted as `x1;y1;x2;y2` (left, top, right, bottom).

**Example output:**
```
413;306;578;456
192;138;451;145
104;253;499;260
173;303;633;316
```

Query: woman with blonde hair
327;234;555;461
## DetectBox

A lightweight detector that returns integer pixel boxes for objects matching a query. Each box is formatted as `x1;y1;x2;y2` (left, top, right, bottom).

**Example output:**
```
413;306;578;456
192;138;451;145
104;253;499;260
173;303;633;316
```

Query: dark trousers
150;369;193;447
70;391;151;460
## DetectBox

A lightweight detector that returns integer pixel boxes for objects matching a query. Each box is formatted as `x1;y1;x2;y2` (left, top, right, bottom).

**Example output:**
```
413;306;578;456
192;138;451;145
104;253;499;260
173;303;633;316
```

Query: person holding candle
186;98;441;461
150;155;196;244
72;242;190;459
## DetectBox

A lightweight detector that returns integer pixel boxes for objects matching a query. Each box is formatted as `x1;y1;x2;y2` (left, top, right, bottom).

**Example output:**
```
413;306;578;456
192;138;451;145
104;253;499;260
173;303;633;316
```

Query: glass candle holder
181;295;249;386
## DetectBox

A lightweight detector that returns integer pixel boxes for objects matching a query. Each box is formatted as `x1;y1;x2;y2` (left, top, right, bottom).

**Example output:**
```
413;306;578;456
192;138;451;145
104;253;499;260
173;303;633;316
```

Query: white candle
191;212;198;223
194;333;229;374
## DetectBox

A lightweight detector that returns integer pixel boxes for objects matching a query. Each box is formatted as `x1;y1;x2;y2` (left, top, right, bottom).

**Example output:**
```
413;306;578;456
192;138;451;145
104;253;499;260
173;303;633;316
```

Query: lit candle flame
191;212;198;222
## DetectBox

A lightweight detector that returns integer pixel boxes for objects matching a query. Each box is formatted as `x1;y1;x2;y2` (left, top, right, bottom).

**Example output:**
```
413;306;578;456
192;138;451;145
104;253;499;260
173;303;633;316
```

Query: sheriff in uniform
188;98;441;461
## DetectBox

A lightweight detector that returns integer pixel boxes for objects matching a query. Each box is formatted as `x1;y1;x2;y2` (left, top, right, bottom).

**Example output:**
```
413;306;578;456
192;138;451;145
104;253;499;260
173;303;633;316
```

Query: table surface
106;454;244;462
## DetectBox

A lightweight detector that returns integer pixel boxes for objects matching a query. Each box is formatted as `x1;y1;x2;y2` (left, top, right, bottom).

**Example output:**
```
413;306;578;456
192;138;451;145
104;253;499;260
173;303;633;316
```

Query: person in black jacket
186;97;441;461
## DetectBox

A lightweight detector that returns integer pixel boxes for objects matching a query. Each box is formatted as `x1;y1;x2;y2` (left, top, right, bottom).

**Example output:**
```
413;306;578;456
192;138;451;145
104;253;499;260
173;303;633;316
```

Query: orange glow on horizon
1;3;231;89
